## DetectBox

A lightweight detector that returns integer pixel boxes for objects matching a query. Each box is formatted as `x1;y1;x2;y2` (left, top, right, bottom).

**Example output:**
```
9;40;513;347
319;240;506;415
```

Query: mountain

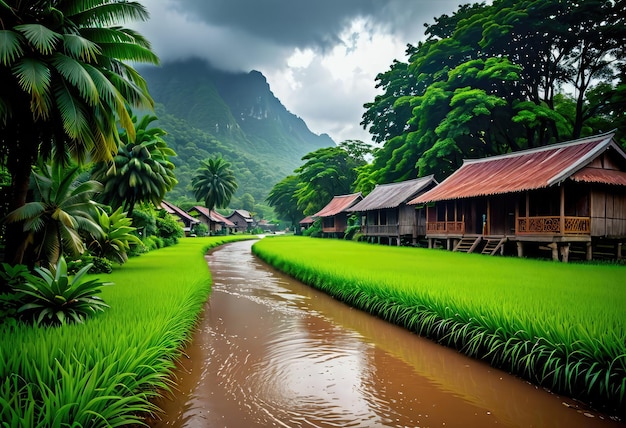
138;59;334;209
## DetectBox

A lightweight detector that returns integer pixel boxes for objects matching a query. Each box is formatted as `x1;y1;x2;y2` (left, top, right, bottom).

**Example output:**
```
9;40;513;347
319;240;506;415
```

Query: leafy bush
343;214;361;240
192;222;208;237
156;210;184;246
88;207;143;264
0;263;29;325
302;218;322;237
68;255;114;275
12;256;112;326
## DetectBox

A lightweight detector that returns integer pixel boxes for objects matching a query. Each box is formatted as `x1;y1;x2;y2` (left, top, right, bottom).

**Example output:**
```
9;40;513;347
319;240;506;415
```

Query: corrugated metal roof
313;193;362;218
192;206;236;227
410;132;620;204
347;176;437;212
571;167;626;186
299;216;314;225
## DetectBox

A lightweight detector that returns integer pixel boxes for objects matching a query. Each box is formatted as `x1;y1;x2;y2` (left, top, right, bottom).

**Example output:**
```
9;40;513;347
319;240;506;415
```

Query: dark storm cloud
164;0;456;52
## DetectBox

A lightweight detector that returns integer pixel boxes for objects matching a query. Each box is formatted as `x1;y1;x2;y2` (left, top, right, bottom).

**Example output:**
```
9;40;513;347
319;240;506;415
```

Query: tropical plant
266;175;303;228
92;114;177;216
0;0;159;267
155;209;184;247
12;256;112;326
192;156;238;212
3;160;103;268
87;206;142;264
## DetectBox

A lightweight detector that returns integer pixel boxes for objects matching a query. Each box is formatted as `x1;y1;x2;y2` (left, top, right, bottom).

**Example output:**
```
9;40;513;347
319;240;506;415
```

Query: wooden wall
591;187;626;238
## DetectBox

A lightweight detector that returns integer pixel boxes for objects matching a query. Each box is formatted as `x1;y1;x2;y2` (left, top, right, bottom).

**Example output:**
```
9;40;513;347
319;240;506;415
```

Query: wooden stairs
481;237;507;255
453;236;507;255
453;236;482;253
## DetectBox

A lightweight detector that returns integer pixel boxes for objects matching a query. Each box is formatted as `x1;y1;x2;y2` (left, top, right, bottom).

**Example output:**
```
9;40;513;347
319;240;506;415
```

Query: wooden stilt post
560;243;570;263
617;242;623;260
548;242;558;261
517;241;524;258
586;242;593;261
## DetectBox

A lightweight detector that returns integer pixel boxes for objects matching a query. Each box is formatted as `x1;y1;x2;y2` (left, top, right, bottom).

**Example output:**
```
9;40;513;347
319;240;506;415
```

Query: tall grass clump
252;236;626;417
0;235;252;427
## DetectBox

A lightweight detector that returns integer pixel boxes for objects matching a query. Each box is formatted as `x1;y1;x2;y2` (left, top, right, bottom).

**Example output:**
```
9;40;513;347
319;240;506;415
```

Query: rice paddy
251;236;626;416
0;235;252;427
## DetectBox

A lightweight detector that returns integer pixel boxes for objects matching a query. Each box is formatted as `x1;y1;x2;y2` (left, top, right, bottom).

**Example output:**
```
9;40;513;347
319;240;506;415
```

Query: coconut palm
0;0;158;265
92;114;177;216
192;156;238;213
4;160;103;268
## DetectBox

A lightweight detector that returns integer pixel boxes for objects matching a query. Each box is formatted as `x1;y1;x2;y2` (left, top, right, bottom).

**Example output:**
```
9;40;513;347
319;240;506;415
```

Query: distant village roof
192;206;236;227
348;176;437;212
228;209;254;223
160;200;199;224
313;193;362;218
299;216;314;225
410;131;624;204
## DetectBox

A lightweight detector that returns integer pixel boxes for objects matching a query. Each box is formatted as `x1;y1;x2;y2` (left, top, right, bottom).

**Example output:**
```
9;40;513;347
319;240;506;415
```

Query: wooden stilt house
160;200;200;236
188;206;236;235
408;131;626;261
313;193;363;238
347;176;438;245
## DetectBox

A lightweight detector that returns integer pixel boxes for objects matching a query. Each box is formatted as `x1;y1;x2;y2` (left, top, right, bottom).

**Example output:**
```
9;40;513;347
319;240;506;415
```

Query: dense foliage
252;236;626;417
0;0;159;266
361;0;626;183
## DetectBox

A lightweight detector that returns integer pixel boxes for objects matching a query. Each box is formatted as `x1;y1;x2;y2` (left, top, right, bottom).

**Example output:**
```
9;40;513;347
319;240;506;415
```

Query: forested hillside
138;60;334;208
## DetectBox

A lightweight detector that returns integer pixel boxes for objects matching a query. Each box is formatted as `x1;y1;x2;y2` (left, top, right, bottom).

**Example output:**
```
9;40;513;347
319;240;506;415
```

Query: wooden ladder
481;237;507;255
453;236;482;253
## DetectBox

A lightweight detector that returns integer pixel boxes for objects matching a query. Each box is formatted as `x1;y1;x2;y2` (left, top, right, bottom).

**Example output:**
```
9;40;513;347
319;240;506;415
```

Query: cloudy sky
133;0;463;146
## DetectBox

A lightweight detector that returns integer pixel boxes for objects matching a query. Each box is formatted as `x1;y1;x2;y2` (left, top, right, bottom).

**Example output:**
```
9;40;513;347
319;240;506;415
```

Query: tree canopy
361;0;626;184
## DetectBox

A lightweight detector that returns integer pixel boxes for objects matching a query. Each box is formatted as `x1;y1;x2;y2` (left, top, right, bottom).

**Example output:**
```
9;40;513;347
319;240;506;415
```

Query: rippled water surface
149;239;622;427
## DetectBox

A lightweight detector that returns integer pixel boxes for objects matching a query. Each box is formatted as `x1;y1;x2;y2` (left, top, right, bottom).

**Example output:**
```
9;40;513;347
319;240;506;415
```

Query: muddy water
150;240;623;428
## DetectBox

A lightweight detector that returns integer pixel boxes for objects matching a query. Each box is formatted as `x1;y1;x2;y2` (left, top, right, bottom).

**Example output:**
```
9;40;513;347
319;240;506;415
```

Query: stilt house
347;176;438;245
408;131;626;261
188;206;235;235
227;209;255;233
313;193;363;237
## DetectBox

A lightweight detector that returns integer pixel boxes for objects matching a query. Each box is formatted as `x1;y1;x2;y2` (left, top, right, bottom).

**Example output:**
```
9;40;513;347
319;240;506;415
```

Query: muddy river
149;239;623;427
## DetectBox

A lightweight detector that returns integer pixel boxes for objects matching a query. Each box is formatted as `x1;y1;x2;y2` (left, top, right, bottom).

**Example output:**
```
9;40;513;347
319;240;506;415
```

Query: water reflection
149;240;622;427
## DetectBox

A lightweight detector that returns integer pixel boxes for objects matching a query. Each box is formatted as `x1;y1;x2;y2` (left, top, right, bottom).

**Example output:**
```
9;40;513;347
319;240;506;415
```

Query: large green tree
92;114;177;216
266;175;303;229
361;0;626;183
293;141;369;216
192;156;238;213
0;0;158;265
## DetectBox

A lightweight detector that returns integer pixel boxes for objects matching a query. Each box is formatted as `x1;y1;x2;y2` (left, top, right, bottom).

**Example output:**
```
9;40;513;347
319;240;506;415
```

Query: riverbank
251;236;626;419
0;236;252;426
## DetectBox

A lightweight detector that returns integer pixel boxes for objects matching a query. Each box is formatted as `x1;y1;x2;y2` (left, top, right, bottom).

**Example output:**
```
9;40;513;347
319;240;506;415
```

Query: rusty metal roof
313;193;362;218
299;216;314;225
347;176;437;212
571;167;626;186
192;206;236;227
410;131;622;204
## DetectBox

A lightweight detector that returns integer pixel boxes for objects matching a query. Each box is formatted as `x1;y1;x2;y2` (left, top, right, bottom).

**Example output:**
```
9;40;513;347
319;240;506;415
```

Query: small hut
188;206;235;235
313;193;363;238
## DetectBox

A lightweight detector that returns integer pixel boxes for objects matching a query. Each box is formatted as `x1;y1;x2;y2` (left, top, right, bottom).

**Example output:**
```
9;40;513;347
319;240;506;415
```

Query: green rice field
252;236;626;416
0;235;252;427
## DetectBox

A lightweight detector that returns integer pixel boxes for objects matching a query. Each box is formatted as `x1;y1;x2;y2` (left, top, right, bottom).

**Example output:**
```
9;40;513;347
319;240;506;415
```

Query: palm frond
53;81;90;141
97;41;159;64
14;24;61;55
51;53;99;106
62;34;101;62
67;1;151;27
4;202;46;224
0;30;24;66
12;58;52;119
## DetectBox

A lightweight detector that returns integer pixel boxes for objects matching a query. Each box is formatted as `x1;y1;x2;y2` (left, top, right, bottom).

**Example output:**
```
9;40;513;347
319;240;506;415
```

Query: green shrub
302;219;322;237
12;256;112;326
156;210;184;246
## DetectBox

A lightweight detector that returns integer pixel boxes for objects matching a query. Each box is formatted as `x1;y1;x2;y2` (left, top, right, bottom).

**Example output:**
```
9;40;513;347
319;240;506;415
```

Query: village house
188;206;235;235
299;216;315;233
408;131;626;261
312;193;363;238
159;200;200;236
227;209;255;233
347;176;438;246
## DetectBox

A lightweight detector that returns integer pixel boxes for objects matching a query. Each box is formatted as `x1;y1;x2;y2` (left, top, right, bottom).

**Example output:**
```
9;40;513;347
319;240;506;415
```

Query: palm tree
4;160;103;268
0;0;158;265
92;114;177;216
192;156;238;213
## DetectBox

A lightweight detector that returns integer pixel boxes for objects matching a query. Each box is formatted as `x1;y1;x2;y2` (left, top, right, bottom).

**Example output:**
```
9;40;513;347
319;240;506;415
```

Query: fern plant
14;257;112;326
